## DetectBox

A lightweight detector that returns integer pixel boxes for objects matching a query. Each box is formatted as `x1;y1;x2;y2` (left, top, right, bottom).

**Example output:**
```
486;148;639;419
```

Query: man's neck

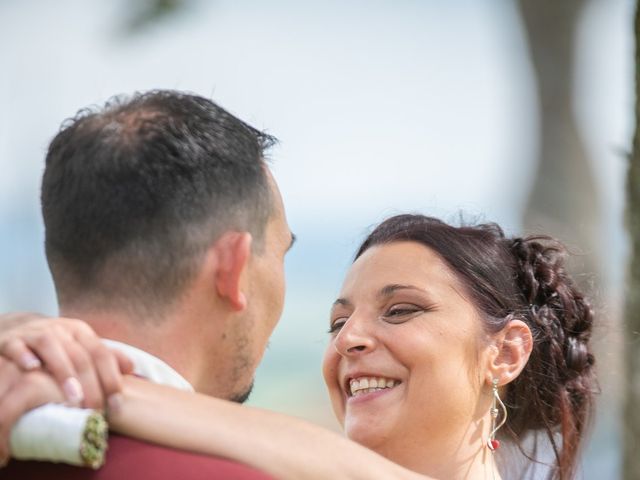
59;307;198;390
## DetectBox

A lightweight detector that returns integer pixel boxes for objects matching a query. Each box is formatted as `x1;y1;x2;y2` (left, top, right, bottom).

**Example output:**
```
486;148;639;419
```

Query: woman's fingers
114;349;135;375
0;358;34;466
22;329;85;406
72;331;128;407
0;317;133;409
0;359;21;413
0;326;83;405
0;359;20;468
0;337;42;371
60;338;103;408
0;364;65;467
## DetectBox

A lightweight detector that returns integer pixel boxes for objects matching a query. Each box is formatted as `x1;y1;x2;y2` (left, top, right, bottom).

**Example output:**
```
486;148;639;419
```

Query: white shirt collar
102;339;194;392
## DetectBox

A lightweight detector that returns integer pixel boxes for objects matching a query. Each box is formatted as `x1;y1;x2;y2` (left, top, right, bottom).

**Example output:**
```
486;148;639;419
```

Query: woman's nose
333;313;376;356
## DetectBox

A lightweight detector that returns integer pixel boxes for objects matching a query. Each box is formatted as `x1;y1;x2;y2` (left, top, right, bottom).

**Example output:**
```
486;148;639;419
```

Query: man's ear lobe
212;232;252;311
487;318;533;386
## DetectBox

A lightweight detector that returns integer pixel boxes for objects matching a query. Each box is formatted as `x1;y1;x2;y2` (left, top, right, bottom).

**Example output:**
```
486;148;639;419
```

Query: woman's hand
0;313;134;466
0;357;64;466
0;313;133;408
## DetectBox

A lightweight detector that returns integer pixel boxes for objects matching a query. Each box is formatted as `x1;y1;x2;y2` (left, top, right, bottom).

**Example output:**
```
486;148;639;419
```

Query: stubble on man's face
226;323;257;403
226;170;290;405
230;381;254;403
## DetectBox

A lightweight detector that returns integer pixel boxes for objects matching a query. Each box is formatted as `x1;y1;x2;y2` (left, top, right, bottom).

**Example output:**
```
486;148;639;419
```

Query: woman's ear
212;231;252;311
487;318;533;386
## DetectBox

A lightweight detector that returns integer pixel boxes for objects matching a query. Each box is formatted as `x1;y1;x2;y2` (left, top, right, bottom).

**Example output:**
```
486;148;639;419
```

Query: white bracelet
10;403;108;469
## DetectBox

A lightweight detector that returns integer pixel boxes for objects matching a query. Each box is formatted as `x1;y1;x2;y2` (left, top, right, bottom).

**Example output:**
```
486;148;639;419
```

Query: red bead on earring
486;378;506;453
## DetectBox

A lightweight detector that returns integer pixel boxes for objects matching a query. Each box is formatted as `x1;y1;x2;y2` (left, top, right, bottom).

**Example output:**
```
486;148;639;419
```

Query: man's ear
212;231;252;311
486;318;533;386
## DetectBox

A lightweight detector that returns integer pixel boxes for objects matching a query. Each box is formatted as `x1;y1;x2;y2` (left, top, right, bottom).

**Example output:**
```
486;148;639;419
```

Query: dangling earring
487;378;507;451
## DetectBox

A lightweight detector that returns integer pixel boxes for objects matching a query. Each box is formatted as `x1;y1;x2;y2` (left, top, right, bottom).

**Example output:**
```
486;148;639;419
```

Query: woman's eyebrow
332;285;430;308
379;284;427;298
332;298;352;308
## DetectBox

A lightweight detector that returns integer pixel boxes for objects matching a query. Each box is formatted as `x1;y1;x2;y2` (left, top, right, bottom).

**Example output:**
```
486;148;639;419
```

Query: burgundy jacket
0;434;273;479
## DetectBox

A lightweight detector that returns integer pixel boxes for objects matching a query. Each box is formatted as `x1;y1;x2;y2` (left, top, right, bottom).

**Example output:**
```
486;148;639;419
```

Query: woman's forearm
110;377;428;480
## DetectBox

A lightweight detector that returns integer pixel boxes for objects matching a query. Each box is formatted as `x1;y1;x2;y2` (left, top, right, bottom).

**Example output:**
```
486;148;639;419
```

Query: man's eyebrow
379;284;425;298
287;233;297;252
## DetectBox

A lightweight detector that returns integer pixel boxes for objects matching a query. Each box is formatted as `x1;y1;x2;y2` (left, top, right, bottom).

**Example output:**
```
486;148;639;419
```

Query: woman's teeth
349;376;399;397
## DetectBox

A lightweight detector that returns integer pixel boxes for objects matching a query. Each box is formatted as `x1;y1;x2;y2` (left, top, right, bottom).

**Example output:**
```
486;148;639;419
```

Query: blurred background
0;0;634;477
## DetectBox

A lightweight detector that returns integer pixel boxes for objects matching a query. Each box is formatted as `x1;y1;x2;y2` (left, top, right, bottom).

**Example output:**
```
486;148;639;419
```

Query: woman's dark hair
356;214;596;480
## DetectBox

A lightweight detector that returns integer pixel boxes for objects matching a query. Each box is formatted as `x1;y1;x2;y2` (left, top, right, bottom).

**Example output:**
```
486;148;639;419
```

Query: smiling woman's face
322;241;494;465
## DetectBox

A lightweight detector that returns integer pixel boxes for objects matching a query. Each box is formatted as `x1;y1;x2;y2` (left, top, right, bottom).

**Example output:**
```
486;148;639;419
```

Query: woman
0;214;596;479
321;214;595;479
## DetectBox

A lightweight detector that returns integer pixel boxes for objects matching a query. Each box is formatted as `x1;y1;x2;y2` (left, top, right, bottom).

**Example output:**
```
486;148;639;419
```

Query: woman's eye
328;318;347;334
382;305;422;321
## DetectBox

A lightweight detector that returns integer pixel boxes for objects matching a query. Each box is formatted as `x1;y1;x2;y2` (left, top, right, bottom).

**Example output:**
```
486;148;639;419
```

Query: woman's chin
344;419;391;451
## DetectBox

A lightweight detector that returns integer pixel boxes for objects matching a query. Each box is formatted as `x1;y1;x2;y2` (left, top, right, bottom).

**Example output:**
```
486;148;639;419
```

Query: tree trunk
623;4;640;479
518;0;601;280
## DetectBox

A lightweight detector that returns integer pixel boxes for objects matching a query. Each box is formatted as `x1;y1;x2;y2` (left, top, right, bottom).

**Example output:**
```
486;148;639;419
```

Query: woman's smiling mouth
347;376;401;397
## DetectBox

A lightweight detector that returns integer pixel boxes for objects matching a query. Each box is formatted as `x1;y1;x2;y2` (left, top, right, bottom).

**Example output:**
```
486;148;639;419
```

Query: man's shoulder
0;434;273;480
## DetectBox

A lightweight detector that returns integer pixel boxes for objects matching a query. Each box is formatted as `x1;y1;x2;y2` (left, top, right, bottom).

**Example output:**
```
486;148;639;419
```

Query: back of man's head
42;90;275;318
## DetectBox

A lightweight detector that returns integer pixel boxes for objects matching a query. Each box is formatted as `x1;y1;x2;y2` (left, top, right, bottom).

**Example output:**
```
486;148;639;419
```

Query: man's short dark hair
42;90;275;317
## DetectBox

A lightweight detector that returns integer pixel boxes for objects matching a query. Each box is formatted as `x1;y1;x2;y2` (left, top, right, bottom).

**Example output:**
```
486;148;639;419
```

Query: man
0;90;294;478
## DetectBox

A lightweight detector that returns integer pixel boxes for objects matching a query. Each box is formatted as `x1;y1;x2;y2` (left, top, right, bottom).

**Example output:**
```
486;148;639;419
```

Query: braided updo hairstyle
355;214;596;480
